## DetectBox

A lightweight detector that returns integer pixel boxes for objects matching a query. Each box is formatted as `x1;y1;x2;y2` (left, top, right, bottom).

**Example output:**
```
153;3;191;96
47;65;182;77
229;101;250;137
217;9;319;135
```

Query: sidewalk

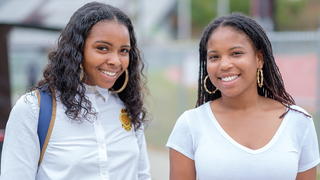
148;146;169;180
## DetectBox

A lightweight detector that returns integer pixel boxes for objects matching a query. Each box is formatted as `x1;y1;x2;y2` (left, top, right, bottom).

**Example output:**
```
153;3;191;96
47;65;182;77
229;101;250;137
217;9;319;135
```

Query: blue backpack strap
36;89;56;165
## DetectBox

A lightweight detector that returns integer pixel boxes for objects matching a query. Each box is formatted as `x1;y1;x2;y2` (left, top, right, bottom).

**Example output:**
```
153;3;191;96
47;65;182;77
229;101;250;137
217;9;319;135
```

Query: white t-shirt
167;102;320;180
1;85;151;180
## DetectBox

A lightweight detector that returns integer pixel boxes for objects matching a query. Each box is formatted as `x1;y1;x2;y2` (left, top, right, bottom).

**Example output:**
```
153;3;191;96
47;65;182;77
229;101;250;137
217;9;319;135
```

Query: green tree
191;0;217;36
230;0;250;15
191;0;250;37
275;0;307;30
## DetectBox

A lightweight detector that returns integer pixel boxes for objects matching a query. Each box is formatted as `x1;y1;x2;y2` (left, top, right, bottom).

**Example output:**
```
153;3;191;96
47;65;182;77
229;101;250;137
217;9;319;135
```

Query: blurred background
0;0;319;179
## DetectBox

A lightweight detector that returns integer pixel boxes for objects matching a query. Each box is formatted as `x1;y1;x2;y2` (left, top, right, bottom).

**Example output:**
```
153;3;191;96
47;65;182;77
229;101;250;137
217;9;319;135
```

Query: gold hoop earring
111;69;129;94
80;64;84;81
204;75;218;94
257;68;263;88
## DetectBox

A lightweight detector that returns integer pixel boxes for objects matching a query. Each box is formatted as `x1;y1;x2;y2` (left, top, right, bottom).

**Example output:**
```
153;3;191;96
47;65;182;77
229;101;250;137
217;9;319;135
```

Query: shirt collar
84;83;110;102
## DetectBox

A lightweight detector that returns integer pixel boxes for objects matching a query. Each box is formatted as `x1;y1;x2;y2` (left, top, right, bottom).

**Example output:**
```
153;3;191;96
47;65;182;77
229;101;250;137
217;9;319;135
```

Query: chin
220;90;241;98
96;83;114;89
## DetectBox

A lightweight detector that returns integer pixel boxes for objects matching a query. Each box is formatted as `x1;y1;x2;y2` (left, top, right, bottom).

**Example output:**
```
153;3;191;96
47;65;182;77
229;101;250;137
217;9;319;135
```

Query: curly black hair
34;2;147;129
197;13;307;118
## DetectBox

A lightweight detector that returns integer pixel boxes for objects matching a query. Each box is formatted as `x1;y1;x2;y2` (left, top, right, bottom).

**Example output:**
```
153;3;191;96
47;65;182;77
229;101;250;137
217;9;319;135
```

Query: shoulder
176;102;210;126
6;91;39;131
12;91;39;114
286;105;312;126
184;102;209;116
288;105;311;117
285;105;314;137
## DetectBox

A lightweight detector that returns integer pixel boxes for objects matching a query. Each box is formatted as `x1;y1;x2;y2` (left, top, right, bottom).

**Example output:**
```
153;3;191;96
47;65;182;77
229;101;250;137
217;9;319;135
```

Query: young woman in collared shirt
167;14;320;180
1;2;151;180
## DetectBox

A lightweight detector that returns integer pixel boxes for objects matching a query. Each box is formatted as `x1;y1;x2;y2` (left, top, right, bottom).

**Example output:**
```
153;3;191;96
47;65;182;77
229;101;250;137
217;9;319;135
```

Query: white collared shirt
1;85;151;180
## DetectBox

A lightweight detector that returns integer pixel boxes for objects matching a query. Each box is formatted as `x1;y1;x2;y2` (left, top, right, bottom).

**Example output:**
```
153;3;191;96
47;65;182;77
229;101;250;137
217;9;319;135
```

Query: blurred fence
7;28;320;148
142;31;320;149
6;27;320;180
269;31;320;114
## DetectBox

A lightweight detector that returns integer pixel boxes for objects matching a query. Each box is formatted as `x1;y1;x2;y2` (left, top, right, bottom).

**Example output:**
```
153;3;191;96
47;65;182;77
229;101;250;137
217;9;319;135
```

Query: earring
80;64;84;81
111;69;129;94
257;68;263;88
204;75;218;94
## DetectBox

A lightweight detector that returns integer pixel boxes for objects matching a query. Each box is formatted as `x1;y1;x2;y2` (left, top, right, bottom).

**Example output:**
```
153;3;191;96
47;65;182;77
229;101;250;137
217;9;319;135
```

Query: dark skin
169;99;317;180
169;26;317;180
169;149;196;180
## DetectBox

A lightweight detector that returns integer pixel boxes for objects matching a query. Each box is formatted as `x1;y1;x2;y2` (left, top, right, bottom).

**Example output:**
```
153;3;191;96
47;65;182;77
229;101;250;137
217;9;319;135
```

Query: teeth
101;70;116;77
221;75;238;82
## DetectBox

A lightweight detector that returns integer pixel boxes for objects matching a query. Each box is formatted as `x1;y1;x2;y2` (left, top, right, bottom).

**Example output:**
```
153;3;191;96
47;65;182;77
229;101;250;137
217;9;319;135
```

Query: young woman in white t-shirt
1;2;150;180
167;13;319;180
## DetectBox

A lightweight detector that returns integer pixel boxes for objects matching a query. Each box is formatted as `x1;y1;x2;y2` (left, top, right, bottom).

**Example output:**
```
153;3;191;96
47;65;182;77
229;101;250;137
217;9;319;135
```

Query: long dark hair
34;2;147;129
197;13;300;117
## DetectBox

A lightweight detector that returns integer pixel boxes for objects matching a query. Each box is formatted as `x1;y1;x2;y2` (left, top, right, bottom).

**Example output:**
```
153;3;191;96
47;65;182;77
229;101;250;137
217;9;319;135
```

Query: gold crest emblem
120;109;132;131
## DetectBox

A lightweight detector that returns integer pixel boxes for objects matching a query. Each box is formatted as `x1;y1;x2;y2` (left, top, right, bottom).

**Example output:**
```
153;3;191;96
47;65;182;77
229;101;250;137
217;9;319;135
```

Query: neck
218;89;262;111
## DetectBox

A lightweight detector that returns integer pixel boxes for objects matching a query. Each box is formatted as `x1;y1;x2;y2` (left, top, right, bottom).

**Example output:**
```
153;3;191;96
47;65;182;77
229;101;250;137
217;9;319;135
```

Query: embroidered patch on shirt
120;109;132;131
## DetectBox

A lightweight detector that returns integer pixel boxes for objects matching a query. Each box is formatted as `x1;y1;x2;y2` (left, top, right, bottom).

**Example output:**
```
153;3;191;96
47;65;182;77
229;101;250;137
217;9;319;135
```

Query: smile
220;75;239;82
99;69;117;77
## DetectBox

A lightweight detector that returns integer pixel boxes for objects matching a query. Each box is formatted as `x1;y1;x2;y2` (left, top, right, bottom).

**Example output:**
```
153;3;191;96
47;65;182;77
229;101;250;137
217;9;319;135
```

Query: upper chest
49;93;136;147
214;107;286;150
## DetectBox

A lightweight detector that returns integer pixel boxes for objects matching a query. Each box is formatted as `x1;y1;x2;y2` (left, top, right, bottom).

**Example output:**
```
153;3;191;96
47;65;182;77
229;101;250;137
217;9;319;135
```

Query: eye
207;55;220;62
231;51;243;57
120;48;130;55
97;46;108;51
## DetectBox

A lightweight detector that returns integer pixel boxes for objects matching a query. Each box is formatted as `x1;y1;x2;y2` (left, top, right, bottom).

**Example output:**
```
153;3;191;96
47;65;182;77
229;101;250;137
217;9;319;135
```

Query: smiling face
82;20;130;89
206;26;263;98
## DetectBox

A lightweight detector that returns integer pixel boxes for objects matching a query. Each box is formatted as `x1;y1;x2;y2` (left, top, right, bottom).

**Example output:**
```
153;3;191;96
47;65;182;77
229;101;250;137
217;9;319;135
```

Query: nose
107;52;121;66
219;56;233;70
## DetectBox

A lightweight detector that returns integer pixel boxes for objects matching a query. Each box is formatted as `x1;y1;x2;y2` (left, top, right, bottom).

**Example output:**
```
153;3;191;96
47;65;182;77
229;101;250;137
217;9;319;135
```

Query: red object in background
275;53;318;112
0;129;4;142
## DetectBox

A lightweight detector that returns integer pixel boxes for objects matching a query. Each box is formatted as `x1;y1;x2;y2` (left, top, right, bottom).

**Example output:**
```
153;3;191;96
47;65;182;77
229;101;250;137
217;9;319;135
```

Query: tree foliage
191;0;250;36
275;0;319;31
191;0;319;33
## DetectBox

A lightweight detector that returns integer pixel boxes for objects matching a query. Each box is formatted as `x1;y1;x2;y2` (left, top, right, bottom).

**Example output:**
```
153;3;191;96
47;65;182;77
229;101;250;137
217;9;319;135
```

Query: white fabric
167;102;320;180
1;85;151;180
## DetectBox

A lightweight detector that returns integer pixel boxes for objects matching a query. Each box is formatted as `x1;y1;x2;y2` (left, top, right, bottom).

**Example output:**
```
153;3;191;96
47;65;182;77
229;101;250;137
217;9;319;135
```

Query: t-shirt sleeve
298;117;320;172
166;111;194;160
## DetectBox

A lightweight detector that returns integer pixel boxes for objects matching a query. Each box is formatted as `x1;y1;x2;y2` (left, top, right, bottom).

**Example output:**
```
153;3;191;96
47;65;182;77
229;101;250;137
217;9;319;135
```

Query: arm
136;127;151;180
296;167;317;180
169;149;196;180
167;111;195;180
296;116;320;180
1;94;40;179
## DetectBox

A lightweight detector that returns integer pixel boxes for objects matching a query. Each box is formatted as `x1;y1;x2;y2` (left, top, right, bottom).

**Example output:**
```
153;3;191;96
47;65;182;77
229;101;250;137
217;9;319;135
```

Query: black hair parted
34;2;147;129
196;13;303;117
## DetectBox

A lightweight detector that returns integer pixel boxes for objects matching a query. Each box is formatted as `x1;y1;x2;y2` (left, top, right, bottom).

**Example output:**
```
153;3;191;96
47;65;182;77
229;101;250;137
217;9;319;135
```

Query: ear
256;50;264;69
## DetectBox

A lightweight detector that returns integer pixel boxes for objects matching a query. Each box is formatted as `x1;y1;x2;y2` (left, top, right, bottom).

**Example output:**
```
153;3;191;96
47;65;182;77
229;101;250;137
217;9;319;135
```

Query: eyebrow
207;46;244;53
95;40;131;48
229;46;244;50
